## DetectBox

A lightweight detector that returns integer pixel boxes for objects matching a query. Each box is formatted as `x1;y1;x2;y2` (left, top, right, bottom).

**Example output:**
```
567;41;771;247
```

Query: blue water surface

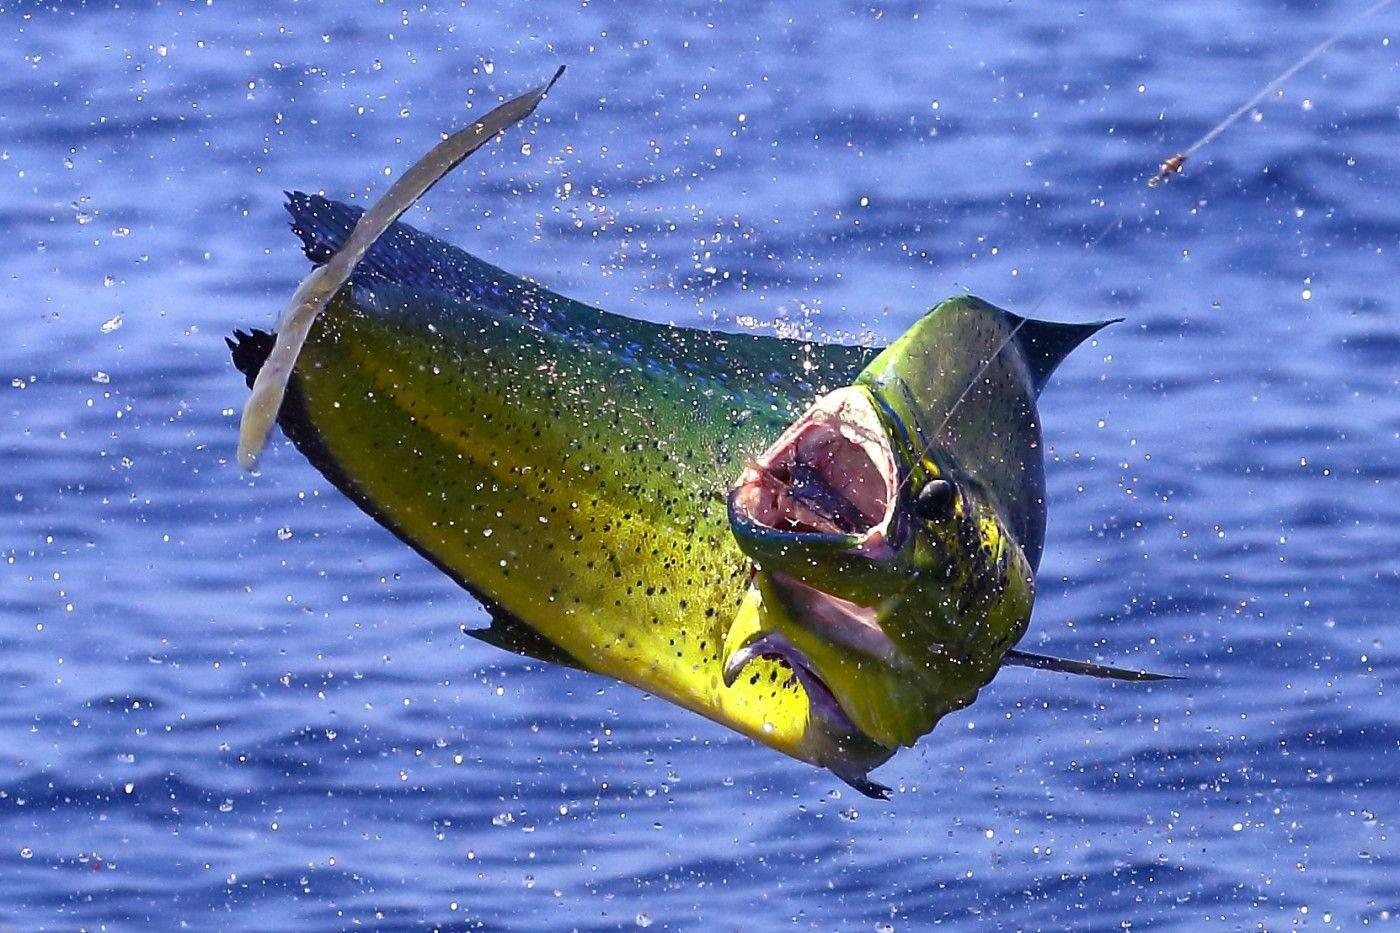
2;0;1397;928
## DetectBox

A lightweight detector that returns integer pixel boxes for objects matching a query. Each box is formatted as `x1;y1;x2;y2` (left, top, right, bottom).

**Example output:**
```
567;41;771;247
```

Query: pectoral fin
1003;649;1180;682
465;614;589;673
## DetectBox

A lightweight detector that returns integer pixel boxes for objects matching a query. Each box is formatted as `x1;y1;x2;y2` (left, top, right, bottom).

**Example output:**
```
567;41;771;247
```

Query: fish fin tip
283;189;313;222
285;191;345;265
824;750;895;800
1003;648;1178;682
1006;313;1119;395
464;611;589;673
838;773;892;800
228;328;276;388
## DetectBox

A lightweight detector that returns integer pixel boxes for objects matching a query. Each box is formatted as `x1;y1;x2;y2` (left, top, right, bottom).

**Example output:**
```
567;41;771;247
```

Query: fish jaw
722;375;1041;753
727;385;902;605
719;523;1032;758
723;384;938;749
721;584;897;795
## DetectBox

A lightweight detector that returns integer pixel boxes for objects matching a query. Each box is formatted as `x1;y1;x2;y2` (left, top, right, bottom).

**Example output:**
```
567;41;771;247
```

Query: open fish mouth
723;387;907;783
728;385;899;552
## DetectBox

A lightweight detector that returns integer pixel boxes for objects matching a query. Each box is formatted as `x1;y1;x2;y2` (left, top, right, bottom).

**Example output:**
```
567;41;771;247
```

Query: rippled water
3;1;1397;928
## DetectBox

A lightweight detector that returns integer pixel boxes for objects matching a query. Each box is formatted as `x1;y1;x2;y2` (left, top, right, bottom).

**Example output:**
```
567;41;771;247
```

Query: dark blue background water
3;1;1396;928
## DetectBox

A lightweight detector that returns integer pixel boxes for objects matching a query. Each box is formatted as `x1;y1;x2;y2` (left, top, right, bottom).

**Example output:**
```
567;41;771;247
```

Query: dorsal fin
284;191;525;303
1007;313;1121;396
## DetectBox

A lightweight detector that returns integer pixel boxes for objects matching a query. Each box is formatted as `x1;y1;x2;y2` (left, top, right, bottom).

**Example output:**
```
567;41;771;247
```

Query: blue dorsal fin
1007;312;1121;396
284;191;522;300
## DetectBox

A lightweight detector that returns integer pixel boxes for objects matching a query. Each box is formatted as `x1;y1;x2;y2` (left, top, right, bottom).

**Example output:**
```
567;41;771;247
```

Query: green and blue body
231;193;1117;794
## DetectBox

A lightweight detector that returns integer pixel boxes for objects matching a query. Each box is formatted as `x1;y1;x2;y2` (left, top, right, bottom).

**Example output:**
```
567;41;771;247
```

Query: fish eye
913;479;955;522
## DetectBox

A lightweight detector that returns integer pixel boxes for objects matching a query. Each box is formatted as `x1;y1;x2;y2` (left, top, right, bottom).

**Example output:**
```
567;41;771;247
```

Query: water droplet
100;314;123;334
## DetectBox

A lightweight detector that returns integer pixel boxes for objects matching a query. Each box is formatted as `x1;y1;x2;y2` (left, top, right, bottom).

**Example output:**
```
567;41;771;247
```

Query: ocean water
2;0;1397;928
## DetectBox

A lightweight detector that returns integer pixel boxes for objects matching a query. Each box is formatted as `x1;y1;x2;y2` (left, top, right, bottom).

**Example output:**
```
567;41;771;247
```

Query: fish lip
728;386;899;559
721;631;860;735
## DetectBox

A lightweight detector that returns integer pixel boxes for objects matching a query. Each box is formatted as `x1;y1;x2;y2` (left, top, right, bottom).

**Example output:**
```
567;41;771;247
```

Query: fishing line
889;214;1123;498
898;0;1395;489
1150;0;1397;187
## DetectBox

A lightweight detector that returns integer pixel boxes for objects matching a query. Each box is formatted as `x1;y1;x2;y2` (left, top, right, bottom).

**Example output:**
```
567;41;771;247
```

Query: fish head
725;325;1036;756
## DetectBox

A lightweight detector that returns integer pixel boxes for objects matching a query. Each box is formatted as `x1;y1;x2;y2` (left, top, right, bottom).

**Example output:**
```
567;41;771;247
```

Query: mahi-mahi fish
231;76;1170;797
